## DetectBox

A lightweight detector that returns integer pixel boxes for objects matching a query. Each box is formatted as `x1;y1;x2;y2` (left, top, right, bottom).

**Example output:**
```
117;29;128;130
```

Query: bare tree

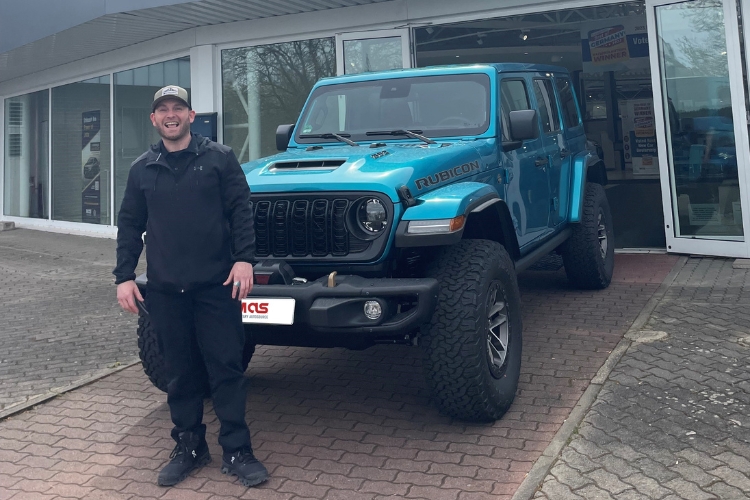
671;1;728;78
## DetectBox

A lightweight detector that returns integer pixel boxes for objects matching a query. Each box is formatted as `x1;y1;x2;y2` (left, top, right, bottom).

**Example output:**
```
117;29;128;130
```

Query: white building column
189;45;220;113
246;51;261;161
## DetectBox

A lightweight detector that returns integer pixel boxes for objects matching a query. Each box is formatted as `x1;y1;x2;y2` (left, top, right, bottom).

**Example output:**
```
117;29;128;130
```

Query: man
113;85;268;488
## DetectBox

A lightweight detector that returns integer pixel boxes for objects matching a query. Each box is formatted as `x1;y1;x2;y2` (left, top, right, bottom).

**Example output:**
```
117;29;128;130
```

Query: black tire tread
137;313;169;392
136;313;254;394
561;182;614;290
421;239;522;422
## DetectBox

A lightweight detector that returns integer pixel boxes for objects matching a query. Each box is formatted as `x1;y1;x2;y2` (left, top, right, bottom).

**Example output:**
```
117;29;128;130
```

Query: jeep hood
242;141;491;201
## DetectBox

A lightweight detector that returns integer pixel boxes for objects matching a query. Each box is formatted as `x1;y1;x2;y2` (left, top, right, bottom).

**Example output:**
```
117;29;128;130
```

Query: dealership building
2;0;749;257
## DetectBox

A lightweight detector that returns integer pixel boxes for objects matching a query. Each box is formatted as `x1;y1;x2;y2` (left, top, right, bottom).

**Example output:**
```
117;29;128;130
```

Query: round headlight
357;198;387;233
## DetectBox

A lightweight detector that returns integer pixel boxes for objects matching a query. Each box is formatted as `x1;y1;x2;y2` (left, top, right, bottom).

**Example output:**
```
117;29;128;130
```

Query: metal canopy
0;0;387;85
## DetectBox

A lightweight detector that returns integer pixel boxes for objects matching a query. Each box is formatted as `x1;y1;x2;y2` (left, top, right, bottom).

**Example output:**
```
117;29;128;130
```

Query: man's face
150;99;195;142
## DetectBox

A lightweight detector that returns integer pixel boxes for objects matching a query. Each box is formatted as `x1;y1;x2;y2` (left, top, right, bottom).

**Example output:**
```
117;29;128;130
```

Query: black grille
252;194;388;259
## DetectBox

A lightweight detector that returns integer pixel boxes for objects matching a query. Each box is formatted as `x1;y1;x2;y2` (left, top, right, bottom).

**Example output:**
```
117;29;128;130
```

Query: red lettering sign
242;302;269;314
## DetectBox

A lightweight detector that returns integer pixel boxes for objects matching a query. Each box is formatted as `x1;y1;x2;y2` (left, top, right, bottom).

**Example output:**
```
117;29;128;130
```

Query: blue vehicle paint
569;152;590;223
241;63;600;260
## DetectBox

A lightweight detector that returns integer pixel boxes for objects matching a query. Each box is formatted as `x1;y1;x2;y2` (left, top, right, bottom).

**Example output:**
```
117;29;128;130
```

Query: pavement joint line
0;359;141;421
0;244;115;267
511;255;688;500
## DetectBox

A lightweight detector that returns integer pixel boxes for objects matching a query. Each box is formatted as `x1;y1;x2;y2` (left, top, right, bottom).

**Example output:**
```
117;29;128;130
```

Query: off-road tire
561;182;615;289
421;239;523;422
137;312;255;393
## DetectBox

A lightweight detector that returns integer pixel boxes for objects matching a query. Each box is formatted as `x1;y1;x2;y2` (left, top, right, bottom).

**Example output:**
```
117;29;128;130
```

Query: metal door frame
646;0;750;257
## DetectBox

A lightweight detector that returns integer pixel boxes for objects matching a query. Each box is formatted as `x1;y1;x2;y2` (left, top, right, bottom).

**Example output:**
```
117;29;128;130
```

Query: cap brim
152;96;191;112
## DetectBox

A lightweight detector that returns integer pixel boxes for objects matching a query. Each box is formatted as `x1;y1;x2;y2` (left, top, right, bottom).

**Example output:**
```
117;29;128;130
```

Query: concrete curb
0;359;142;421
511;256;688;500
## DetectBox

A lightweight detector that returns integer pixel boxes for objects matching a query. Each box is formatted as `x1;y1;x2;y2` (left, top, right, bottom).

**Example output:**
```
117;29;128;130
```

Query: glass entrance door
336;29;411;76
647;0;750;257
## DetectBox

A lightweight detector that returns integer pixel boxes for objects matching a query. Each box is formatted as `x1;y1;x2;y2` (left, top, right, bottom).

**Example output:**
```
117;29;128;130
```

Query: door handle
535;157;549;167
560;148;571;158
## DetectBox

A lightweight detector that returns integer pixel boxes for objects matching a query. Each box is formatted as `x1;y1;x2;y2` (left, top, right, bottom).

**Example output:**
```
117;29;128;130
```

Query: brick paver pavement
0;229;143;414
532;257;750;500
0;228;678;499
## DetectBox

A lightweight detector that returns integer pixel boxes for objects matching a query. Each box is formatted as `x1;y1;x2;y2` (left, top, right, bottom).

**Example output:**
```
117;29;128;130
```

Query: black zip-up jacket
114;134;255;293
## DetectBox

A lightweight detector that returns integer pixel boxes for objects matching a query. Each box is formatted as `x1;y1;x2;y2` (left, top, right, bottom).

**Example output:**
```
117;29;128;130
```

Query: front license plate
241;298;295;325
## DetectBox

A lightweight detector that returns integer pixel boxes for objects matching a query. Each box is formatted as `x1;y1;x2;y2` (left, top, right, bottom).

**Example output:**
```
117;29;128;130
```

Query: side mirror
275;124;295;151
508;109;538;142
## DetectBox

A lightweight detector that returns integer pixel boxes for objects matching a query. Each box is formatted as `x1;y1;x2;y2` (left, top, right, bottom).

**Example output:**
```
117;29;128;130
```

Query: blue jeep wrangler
137;64;613;422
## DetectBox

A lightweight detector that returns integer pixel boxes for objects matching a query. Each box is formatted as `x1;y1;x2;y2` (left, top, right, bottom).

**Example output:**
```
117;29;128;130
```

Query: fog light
364;300;382;320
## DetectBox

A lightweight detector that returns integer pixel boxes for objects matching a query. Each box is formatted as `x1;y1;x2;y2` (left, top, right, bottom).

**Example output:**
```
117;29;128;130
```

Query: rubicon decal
415;160;480;190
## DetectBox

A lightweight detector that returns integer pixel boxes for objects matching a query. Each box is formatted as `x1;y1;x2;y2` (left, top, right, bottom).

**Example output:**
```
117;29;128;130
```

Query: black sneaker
221;448;269;487
157;432;211;486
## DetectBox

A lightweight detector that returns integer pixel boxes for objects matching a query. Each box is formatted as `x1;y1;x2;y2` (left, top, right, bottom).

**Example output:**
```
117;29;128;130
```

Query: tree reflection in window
222;38;336;162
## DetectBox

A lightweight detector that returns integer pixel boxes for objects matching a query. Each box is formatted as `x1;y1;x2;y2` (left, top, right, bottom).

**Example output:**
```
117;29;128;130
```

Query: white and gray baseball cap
152;85;191;111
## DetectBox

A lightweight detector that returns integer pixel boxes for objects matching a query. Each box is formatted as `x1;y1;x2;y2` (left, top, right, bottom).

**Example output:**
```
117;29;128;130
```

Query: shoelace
169;442;189;460
233;449;257;464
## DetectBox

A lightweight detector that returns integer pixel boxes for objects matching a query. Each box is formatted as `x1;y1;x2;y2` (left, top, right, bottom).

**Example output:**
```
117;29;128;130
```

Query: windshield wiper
365;129;436;145
298;132;359;147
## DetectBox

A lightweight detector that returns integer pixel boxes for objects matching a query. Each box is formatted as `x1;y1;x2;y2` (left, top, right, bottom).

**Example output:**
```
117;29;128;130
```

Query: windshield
295;73;491;143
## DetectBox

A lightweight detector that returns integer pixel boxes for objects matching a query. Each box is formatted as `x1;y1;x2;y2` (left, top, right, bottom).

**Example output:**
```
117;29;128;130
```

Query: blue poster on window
581;18;650;73
81;110;101;223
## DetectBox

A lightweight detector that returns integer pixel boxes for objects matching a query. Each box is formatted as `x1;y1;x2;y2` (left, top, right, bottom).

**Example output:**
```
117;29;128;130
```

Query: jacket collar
145;133;208;167
159;134;199;156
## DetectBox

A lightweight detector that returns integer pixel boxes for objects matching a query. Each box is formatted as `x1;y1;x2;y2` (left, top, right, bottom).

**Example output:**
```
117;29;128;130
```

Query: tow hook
327;271;337;287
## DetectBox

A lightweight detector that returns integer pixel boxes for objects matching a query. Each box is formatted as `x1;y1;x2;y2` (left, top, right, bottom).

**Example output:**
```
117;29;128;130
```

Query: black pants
148;284;251;454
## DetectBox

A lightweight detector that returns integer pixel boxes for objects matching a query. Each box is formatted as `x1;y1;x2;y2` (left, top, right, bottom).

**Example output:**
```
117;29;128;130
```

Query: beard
156;119;191;143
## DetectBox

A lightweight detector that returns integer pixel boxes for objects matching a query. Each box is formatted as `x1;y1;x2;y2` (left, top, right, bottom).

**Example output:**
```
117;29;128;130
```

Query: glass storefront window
51;75;110;224
655;0;743;239
222;38;336;163
413;2;672;249
114;57;190;223
4;90;49;219
343;37;403;74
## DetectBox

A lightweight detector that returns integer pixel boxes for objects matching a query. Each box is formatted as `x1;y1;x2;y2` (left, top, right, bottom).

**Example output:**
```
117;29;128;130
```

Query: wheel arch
586;159;608;186
463;200;520;261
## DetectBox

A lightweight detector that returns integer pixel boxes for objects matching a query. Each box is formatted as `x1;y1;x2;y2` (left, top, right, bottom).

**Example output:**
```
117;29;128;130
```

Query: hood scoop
270;159;346;170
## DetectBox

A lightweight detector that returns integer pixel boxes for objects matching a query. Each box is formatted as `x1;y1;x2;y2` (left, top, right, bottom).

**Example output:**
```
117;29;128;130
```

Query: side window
500;79;531;141
556;77;581;128
533;79;561;134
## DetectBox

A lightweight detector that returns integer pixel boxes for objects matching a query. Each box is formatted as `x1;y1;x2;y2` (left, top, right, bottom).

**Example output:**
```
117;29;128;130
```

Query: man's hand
224;261;254;300
117;280;144;314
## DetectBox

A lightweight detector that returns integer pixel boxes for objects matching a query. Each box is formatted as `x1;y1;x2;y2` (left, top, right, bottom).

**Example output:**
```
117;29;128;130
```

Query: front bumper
135;268;439;347
247;274;438;340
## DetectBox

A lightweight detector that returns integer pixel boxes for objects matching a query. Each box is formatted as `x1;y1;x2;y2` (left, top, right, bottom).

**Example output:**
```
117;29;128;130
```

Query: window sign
581;18;650;73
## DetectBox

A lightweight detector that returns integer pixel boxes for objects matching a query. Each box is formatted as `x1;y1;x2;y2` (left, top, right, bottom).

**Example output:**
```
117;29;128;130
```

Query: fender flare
395;182;502;247
569;153;607;223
